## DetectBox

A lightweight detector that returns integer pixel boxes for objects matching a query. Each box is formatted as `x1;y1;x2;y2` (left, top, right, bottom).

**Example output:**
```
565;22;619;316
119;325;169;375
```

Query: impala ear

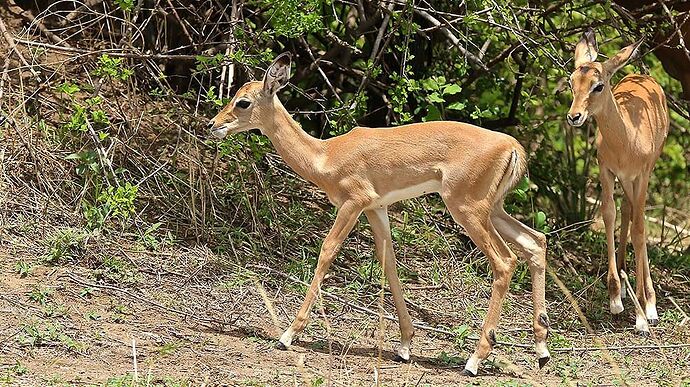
263;52;292;95
603;39;644;76
574;28;598;68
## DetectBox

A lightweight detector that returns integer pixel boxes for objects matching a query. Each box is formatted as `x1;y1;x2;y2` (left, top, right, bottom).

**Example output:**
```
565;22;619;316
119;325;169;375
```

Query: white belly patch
370;180;441;208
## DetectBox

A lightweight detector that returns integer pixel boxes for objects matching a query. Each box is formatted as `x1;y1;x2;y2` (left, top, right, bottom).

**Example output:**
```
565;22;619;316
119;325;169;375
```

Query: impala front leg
277;201;363;349
617;190;632;300
600;168;623;315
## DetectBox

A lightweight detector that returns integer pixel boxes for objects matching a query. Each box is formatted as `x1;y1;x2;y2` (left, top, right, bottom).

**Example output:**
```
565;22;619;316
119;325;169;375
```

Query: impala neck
261;96;325;182
593;87;629;149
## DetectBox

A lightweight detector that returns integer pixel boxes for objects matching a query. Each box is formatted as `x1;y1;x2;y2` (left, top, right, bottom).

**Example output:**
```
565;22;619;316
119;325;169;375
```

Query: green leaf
443;84;462;95
535;211;547;229
427;92;444;103
57;82;80;96
446;101;466;111
423;105;442;121
516;177;530;191
421;78;439;91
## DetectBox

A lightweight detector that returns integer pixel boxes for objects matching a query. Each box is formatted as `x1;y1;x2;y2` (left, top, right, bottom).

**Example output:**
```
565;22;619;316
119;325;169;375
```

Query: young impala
567;29;669;335
209;53;550;375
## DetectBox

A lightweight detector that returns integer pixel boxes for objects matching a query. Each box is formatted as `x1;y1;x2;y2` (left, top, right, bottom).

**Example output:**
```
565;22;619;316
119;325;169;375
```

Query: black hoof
393;354;411;363
637;330;650;338
461;368;477;377
648;319;659;326
538;356;550;369
275;341;288;350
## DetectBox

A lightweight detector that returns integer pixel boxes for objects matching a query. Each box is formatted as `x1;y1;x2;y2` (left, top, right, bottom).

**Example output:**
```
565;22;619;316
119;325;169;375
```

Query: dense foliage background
1;0;688;258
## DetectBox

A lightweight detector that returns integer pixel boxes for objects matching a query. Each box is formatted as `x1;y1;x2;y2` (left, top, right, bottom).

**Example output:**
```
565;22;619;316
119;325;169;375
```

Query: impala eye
592;83;604;93
236;99;251;109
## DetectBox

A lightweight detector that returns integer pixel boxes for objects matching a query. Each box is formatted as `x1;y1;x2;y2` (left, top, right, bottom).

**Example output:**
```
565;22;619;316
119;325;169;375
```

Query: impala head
567;29;643;127
208;52;292;138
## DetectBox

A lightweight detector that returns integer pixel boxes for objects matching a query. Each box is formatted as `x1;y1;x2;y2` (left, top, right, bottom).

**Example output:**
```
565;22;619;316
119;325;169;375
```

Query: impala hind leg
445;202;518;376
631;176;657;329
365;208;414;362
277;202;362;349
492;207;550;368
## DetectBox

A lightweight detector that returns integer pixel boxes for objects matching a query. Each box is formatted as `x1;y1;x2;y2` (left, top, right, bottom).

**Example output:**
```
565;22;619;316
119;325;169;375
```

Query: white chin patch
211;126;229;139
571;117;586;127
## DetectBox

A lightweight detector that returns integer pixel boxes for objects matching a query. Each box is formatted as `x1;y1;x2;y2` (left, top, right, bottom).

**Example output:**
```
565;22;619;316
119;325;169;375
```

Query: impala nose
207;120;216;130
567;112;582;125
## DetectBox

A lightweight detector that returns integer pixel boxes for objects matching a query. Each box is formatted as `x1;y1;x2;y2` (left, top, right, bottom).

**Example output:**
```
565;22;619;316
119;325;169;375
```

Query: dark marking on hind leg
488;329;497;347
539;312;551;338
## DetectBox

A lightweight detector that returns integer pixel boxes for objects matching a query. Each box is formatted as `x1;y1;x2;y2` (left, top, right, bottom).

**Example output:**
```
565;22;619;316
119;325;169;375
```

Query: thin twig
414;9;488;70
12;37;198;60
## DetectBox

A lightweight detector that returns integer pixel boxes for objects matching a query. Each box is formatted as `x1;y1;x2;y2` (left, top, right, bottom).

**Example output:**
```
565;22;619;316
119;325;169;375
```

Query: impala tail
495;146;527;203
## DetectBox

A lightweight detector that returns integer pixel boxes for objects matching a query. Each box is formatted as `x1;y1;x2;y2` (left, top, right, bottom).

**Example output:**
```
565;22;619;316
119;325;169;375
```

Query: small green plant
158;341;182;356
56;81;80;96
452;324;471;347
93;255;140;285
17;321;85;353
43;303;69;318
80;286;96;298
93;54;133;80
221;267;254;290
65;149;100;176
204;85;229;107
29;286;53;306
418;76;465;121
139;222;174;250
265;0;323;38
114;0;134;11
83;182;138;230
110;303;130;323
1;360;28;383
43;228;87;264
356;260;383;285
15;260;32;277
549;332;572;349
436;351;464;366
10;362;27;376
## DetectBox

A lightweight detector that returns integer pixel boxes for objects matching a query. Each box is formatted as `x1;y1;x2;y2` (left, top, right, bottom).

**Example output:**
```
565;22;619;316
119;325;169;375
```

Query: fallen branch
0;17;41;81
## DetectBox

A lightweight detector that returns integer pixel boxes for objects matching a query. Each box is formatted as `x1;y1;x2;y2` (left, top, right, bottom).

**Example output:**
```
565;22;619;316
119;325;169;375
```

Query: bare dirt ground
1;228;689;386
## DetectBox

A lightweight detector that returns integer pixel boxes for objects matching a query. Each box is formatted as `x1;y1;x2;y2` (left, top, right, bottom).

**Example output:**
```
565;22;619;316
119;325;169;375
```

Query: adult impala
209;53;550;375
567;29;669;335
